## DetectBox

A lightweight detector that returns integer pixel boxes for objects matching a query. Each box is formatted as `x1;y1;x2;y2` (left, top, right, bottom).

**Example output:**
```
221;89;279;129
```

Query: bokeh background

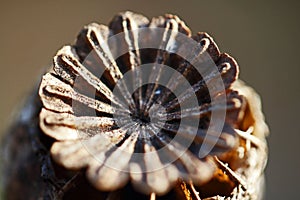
0;1;299;199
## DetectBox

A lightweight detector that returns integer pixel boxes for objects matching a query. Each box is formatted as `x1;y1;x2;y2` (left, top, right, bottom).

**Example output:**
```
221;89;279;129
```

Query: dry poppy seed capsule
1;11;269;200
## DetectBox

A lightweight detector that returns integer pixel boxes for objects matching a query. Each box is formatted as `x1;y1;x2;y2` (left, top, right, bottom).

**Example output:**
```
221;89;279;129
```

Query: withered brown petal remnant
1;11;268;200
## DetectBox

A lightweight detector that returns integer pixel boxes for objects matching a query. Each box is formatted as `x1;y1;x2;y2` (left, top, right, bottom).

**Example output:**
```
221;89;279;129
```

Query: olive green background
0;1;299;199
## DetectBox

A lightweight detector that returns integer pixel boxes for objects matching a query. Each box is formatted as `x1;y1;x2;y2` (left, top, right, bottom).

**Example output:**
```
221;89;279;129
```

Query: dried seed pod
1;11;268;200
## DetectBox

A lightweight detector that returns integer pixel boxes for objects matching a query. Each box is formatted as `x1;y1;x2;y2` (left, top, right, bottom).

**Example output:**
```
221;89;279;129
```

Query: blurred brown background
0;1;299;199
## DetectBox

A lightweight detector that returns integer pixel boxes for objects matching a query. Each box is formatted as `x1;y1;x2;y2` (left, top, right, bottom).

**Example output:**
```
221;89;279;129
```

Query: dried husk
0;12;268;200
